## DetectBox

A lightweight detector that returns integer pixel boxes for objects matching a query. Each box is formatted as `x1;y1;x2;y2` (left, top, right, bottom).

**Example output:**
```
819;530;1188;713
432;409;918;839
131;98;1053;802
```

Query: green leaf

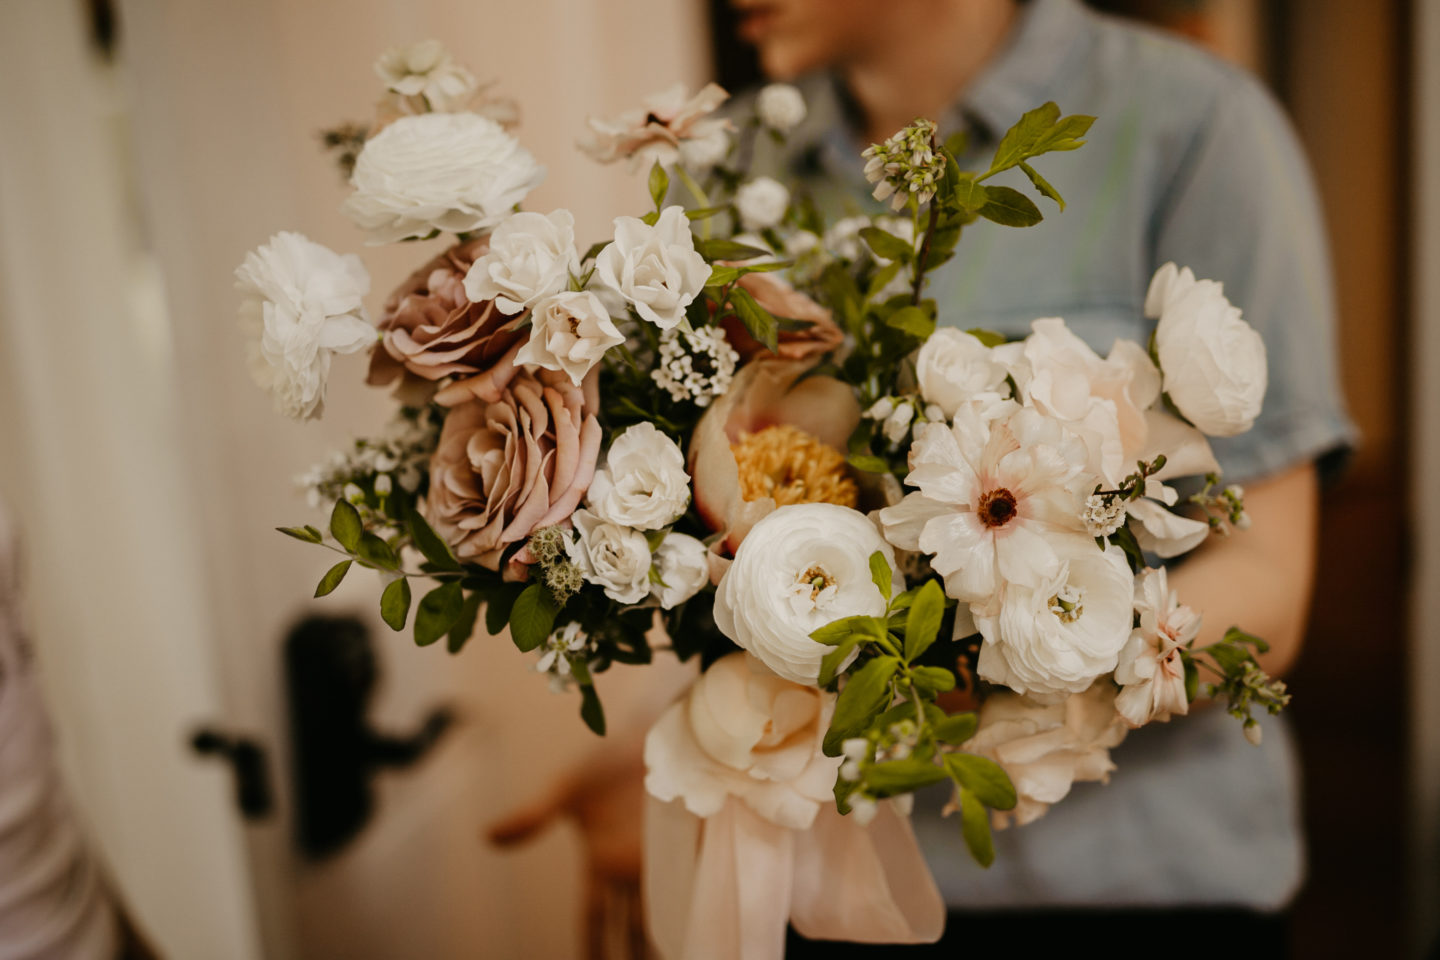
414;581;465;647
810;615;887;646
579;683;606;736
685;205;729;221
1110;524;1146;574
706;265;742;287
1223;626;1269;653
648;160;670;210
847;453;890;474
869;551;893;603
447;591;483;654
314;560;352;597
945;753;1017;810
950;176;989;213
865;261;904;301
509;583;560;652
729;287;778;354
978;186;1044;227
934;712;978;745
859;226;914;264
380;577;411;631
903;579;945;661
911;665;956;694
1019;161;1065;211
407;505;460;571
582;240;609;262
990;101;1061;172
942;130;969;159
1032;114;1095;155
1182;651;1199;703
817;637;860;687
885;305;936;340
278;525;323;544
958;787;996;867
696;238;772;261
357;532;400;571
864;757;949;794
484;582;525;636
330;500;363;552
824;655;899;755
966;327;1007;348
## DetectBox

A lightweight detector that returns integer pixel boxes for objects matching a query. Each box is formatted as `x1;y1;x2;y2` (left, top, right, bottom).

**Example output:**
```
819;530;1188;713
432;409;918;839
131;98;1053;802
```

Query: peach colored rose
719;271;843;364
426;367;602;573
367;237;529;406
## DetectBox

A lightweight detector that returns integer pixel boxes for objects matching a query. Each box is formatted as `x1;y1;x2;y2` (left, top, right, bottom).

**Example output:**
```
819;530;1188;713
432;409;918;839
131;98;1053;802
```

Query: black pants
786;908;1289;958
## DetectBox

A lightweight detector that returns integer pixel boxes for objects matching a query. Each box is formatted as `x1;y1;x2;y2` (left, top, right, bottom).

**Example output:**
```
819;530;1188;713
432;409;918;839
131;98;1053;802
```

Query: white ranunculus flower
650;533;710;609
566;509;652;604
1146;262;1267;437
1114;566;1200;727
374;40;477;112
713;503;900;685
463;209;580;314
514;291;624;386
595;206;710;330
735;177;791;230
915;328;1012;419
962;682;1128;827
342;113;546;244
585;422;691;530
974;537;1133;701
235;231;374;421
756;83;807;132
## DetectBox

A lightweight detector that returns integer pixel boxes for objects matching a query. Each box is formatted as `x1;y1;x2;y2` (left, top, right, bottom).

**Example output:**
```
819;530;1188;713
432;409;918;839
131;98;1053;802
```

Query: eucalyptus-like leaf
509;583;560;652
824;655;899;756
357;532;400;571
407;505;460;571
868;551;893;603
314;560;352;597
648;160;670;211
978;186;1044;227
380;577;411;631
910;665;956;694
859;226;914;264
330;499;363;552
484;582;525;636
448;592;483;654
934;712;978;745
414;581;466;647
1019;161;1065;210
958;787;996;867
278;525;324;544
903;579;945;661
817;637;860;687
864;757;949;794
945;753;1017;810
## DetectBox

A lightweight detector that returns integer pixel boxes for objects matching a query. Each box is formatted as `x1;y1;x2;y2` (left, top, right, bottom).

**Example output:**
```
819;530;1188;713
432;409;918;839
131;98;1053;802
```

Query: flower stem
911;198;940;305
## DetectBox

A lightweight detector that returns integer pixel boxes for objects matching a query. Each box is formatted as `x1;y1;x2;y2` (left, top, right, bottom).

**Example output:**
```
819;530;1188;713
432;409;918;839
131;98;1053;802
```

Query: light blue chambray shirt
744;0;1357;910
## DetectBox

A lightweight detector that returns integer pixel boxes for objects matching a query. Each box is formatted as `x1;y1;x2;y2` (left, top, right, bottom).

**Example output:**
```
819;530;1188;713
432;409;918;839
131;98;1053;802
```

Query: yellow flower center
731;424;858;509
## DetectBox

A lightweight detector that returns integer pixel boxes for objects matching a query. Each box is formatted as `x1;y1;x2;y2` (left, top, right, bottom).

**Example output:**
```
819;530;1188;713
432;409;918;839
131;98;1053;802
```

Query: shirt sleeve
1148;69;1358;485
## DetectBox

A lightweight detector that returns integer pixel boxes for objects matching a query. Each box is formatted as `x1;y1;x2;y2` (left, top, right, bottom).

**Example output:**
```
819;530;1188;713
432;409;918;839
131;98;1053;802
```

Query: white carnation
586;422;691;531
756;83;807;132
915;328;1012;419
514;291;624;386
713;503;900;685
463;209;580;314
342;113;546;244
650;533;710;609
235;231;374;421
1146;262;1267;437
566;509;652;604
735;177;791;230
595;206;710;330
374;40;477;112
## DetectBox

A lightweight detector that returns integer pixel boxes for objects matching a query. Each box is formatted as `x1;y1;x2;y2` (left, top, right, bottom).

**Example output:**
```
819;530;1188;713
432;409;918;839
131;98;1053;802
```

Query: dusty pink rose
367;238;528;406
719;271;844;364
426;367;602;573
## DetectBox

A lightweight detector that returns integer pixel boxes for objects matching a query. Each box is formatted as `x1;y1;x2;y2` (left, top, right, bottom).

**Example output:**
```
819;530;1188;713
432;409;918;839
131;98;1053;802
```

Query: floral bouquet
242;41;1288;958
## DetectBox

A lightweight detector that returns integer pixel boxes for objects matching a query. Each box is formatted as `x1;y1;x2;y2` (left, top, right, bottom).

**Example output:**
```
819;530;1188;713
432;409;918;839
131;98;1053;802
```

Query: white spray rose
974;539;1134;701
374;40;477;112
713;503;901;685
235;231;374;421
650;533;710;609
1146;262;1267;437
586;422;691;530
463;209;580;314
756;83;807;132
915;328;1012;419
566;509;652;604
735;177;791;230
342;113;545;244
595;206;710;330
1114;566;1200;727
514;291;624;386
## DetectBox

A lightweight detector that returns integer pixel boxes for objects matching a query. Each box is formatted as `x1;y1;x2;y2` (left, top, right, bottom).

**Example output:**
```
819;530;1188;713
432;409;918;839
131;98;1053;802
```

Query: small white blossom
865;397;895;421
756;83;807;132
841;738;869;762
849;795;878;825
651;326;739;407
839;760;862;782
735;177;790;230
343;483;364;504
374;474;393;496
535;622;593;691
1082;493;1127;537
374;40;478;113
1244;719;1264;746
861;119;945;211
882;402;916;444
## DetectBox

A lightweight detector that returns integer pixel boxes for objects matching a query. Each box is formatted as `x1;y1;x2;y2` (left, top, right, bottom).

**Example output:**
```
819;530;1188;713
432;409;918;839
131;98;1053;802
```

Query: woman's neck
841;0;1021;146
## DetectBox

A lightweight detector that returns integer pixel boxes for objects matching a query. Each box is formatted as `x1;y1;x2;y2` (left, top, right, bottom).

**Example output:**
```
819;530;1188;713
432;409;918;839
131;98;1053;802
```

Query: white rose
585;422;691;530
650;533;710;610
963;682;1127;827
514;291;624;386
566;509;652;604
1146;262;1267;437
373;40;477;112
1114;566;1199;727
756;83;807;132
915;328;1011;419
234;231;374;421
595;206;710;330
713;503;900;685
342;113;546;244
463;209;580;314
735;177;791;230
974;539;1134;701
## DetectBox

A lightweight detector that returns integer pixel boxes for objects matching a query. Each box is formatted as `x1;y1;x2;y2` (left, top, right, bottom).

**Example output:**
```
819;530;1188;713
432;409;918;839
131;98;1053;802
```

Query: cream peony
580;82;733;171
974;539;1135;701
514;291;624;386
595;206;710;330
735;177;791;230
585;422;691;531
914;328;1012;419
713;503;900;685
1114;566;1199;727
343;113;545;244
756;83;807;132
373;40;477;113
235;231;374;421
650;533;711;610
1146;262;1267;437
566;508;652;604
963;682;1128;827
462;209;580;315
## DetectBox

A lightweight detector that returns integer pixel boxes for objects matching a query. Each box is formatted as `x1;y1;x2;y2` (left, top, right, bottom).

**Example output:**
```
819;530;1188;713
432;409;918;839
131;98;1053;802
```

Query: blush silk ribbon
644;795;945;960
